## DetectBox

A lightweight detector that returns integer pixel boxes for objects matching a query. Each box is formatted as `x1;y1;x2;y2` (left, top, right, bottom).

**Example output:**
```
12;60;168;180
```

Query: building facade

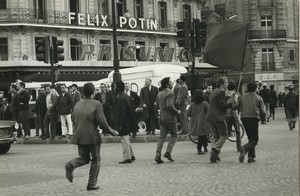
202;0;299;92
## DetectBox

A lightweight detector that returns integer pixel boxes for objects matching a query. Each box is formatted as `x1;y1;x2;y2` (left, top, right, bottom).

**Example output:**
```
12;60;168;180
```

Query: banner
203;22;249;71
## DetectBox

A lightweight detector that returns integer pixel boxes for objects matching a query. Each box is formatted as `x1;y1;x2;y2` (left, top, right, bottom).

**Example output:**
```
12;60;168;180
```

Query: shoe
239;147;245;163
39;135;44;138
58;136;62;139
35;134;39;137
198;150;204;155
25;135;29;140
210;156;217;163
151;132;155;135
204;148;208;153
216;156;221;162
119;159;132;164
207;140;212;143
247;157;256;163
164;153;174;162
42;137;46;140
65;164;73;183
146;132;151;135
155;156;164;164
131;156;135;161
87;185;100;191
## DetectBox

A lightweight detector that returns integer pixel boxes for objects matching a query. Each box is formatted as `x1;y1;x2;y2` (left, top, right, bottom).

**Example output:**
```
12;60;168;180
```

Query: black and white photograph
0;0;299;195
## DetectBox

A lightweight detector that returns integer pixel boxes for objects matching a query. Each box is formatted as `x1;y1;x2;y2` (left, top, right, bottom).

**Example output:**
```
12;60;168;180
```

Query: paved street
0;109;298;196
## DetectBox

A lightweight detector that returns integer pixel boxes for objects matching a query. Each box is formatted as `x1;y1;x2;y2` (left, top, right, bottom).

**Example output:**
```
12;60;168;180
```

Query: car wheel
0;143;11;154
137;118;147;133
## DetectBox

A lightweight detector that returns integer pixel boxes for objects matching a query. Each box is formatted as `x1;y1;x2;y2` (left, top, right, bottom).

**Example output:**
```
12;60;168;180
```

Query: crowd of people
0;77;298;190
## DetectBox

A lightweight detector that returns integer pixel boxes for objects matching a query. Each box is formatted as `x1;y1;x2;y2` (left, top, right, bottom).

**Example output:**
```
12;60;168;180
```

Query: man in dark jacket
71;84;81;106
176;75;189;135
0;98;12;120
65;83;118;191
35;87;47;138
207;76;234;163
17;82;31;139
58;84;74;138
125;83;140;138
259;83;270;122
10;84;21;137
283;85;298;130
155;77;181;164
116;81;136;164
269;85;277;120
140;78;159;135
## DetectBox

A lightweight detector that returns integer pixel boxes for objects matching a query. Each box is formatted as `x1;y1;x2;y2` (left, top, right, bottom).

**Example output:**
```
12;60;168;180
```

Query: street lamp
111;0;121;83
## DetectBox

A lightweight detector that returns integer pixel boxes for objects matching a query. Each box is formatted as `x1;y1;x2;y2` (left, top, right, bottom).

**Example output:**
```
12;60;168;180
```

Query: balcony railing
262;62;276;71
258;0;274;8
249;30;286;39
0;8;177;33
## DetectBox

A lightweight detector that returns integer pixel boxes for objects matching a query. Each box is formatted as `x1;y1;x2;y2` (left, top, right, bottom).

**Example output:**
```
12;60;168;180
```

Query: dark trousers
13;111;22;137
156;123;177;157
208;121;228;155
241;118;259;158
226;117;242;151
197;135;208;150
19;110;30;137
43;111;57;139
145;116;156;133
35;113;45;136
66;144;101;186
269;105;276;119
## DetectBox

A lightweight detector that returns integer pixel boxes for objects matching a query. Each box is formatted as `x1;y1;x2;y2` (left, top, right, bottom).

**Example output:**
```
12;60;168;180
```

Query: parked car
0;120;18;154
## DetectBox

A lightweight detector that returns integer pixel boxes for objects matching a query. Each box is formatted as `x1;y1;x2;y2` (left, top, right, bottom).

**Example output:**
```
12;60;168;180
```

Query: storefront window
0;38;8;61
70;38;82;61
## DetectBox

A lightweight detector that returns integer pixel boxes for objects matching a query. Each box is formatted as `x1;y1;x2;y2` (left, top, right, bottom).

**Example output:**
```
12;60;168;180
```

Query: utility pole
111;0;121;83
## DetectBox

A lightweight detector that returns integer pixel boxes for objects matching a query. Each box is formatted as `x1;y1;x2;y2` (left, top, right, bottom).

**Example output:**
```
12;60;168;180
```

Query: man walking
155;77;181;164
57;84;74;138
140;78;158;135
65;83;118;191
259;83;270;122
283;85;298;131
207;76;234;163
269;85;277;120
17;82;31;139
115;81;136;164
176;75;189;135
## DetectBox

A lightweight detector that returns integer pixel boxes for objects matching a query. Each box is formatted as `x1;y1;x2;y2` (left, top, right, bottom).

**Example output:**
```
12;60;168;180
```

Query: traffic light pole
112;0;121;83
49;44;55;85
190;19;196;96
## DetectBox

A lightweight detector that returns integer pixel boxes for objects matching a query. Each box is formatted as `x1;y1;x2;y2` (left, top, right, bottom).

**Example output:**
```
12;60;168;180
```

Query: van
94;64;188;133
94;64;188;94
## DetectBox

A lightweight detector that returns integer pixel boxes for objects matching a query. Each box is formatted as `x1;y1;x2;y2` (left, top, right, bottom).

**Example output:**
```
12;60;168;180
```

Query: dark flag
202;22;249;71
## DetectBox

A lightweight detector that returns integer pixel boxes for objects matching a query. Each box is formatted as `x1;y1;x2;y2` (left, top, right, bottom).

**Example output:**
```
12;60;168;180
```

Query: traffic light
195;20;208;49
52;36;64;63
36;37;49;63
176;19;191;49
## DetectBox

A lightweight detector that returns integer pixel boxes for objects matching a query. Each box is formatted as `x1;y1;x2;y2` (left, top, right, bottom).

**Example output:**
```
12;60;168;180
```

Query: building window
70;0;79;24
290;50;295;62
117;0;126;18
98;0;108;15
70;38;82;61
262;48;275;71
100;40;111;61
0;0;7;9
261;16;272;38
183;4;191;21
134;0;143;18
135;41;145;61
118;40;128;61
215;4;225;21
158;2;167;28
33;0;46;19
201;7;209;22
0;38;8;61
258;0;274;7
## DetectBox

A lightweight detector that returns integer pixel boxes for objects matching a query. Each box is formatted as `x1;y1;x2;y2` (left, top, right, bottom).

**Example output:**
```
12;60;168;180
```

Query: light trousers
60;114;73;135
120;135;134;160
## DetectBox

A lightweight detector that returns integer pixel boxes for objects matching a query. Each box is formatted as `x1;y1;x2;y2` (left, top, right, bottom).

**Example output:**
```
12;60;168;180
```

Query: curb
14;134;191;144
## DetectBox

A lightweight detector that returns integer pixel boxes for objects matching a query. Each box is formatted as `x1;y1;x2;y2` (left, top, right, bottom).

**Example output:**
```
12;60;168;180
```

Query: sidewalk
15;129;190;144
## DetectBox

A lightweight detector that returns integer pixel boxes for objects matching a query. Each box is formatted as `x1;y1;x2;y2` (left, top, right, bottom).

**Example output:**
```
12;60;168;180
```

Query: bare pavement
0;108;299;196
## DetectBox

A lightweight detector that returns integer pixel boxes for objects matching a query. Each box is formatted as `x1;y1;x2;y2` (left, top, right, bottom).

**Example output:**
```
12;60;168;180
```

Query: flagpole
237;71;243;93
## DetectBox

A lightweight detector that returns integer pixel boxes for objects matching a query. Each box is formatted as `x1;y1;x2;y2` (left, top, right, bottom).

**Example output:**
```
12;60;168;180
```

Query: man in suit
176;75;189;135
65;83;118;191
207;76;234;163
116;81;136;163
0;98;12;120
71;84;81;106
140;78;158;135
35;87;47;138
155;77;181;164
125;83;140;138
